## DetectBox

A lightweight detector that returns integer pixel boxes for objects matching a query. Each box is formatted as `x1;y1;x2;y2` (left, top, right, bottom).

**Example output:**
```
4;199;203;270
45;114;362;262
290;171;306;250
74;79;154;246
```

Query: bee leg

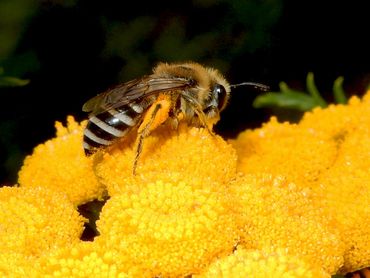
182;94;215;135
133;95;171;175
169;111;184;131
188;105;216;136
194;109;215;135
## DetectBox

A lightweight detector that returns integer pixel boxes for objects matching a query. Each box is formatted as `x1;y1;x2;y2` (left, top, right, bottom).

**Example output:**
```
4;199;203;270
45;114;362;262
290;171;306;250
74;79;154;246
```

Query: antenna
230;82;270;91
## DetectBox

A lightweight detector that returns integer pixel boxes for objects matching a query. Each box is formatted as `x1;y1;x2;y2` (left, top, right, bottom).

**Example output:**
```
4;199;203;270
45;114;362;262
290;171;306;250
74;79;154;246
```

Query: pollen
137;94;172;135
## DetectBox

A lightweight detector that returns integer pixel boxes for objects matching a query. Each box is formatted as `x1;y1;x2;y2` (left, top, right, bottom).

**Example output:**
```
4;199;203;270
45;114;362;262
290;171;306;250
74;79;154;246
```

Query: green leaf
0;76;29;87
253;72;350;114
333;76;347;104
253;90;318;111
306;72;327;107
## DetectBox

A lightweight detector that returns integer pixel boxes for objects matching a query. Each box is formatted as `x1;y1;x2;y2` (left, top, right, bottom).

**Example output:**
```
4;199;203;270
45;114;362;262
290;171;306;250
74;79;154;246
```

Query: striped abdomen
83;102;149;155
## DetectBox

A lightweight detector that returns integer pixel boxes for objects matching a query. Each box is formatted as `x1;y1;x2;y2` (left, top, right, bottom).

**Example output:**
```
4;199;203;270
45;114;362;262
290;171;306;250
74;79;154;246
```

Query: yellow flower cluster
91;125;239;276
302;96;370;273
232;93;370;273
1;91;370;276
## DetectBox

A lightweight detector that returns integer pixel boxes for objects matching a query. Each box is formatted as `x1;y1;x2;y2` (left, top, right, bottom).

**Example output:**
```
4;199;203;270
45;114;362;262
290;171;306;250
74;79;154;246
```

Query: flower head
37;241;151;277
231;117;337;189
0;253;39;278
292;93;370;272
0;186;85;259
313;118;370;273
232;91;370;273
18;116;105;206
196;247;330;278
229;174;344;274
5;90;370;276
97;179;238;277
95;124;237;196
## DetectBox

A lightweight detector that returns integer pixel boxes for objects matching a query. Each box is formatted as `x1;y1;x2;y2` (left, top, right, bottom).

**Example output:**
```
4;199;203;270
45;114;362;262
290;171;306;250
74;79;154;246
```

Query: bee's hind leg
133;94;171;175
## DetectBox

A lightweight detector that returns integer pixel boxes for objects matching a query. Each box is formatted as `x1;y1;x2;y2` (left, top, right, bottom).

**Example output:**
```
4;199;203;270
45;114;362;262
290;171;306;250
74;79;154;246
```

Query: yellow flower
96;180;238;277
0;253;38;278
95;124;237;196
6;90;370;276
314;121;370;273
195;247;330;278
231;117;337;189
0;186;85;259
94;125;239;276
300;95;365;138
229;174;345;274
291;93;370;273
18;116;106;206
37;241;151;277
232;91;370;273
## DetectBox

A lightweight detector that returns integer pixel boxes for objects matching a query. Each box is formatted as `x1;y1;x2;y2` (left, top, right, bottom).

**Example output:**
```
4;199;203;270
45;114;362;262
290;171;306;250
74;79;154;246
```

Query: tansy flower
195;247;330;278
228;173;345;274
232;91;370;273
18;116;106;206
0;253;39;278
37;241;152;277
0;186;85;260
8;89;370;276
300;96;366;139
95;124;237;196
96;180;239;277
231;117;337;189
314;121;370;273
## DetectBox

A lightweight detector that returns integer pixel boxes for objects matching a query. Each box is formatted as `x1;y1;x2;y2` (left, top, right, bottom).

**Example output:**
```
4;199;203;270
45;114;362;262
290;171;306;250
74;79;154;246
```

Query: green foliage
0;0;39;60
333;76;347;104
253;73;348;112
0;67;29;87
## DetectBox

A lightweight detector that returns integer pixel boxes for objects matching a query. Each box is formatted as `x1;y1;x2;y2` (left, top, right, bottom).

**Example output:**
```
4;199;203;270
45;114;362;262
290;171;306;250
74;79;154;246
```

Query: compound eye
213;84;227;110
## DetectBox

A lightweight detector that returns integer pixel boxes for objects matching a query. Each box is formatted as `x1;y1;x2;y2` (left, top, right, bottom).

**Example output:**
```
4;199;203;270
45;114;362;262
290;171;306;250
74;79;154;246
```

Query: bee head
202;67;231;120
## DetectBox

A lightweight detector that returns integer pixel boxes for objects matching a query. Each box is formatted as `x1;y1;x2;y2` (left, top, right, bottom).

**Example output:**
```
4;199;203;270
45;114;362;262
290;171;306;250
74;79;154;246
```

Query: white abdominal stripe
83;106;142;155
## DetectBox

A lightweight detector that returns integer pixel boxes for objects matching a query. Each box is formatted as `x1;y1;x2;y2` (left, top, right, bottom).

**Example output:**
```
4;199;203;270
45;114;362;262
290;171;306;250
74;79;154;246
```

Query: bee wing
82;75;192;116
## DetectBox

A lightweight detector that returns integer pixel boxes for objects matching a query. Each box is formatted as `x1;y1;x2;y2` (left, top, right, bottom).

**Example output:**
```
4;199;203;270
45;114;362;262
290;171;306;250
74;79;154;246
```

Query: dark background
1;0;369;185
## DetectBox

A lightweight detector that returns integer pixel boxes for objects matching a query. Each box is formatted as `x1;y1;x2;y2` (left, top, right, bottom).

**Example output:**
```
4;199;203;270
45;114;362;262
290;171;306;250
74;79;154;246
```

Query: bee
82;62;268;174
